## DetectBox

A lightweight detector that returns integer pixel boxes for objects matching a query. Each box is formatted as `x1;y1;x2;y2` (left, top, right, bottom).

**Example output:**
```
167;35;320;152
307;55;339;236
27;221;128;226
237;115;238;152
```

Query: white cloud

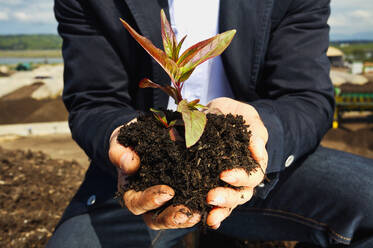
0;12;9;21
0;0;23;5
329;2;373;38
0;0;55;24
12;11;54;23
330;0;373;9
350;10;372;19
13;12;28;22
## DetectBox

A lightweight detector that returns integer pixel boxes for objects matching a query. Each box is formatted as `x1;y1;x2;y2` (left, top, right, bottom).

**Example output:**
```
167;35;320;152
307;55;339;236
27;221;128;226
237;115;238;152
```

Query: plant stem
176;81;183;103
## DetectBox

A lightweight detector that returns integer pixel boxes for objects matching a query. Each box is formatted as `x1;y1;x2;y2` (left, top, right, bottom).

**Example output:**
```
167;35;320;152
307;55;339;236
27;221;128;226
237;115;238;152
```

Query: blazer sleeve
54;0;140;175
250;0;334;180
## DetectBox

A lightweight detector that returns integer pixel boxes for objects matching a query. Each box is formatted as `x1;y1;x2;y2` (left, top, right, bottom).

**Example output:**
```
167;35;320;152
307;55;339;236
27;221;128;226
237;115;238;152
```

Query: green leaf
150;108;169;127
160;10;187;62
168;119;184;127
177;30;236;80
194;104;208;110
160;9;178;61
139;78;181;103
177;100;207;148
120;18;180;83
187;99;208;110
175;35;187;60
176;67;195;83
168;120;177;127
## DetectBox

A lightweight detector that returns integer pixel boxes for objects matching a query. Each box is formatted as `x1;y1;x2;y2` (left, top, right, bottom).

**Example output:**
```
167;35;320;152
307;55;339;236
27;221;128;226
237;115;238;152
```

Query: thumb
109;126;140;175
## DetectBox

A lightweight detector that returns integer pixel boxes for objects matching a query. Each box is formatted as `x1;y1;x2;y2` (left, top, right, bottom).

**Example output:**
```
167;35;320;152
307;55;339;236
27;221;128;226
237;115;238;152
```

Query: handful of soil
117;111;258;215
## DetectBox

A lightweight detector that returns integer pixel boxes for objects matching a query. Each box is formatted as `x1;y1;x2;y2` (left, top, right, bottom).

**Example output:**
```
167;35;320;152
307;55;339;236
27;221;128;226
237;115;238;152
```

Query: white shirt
167;0;234;110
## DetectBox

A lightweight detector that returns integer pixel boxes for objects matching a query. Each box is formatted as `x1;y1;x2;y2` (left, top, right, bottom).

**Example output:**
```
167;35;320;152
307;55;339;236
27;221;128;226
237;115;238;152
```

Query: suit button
258;182;265;188
87;195;96;206
285;155;295;167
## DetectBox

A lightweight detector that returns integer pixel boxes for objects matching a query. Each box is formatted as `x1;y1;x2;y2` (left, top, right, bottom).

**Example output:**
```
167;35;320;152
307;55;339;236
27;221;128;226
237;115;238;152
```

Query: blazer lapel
219;0;273;102
124;0;170;108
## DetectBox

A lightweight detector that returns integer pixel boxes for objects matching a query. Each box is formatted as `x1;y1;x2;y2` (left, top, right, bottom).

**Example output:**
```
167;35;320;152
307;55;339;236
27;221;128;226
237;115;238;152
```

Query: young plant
120;9;236;147
150;108;182;142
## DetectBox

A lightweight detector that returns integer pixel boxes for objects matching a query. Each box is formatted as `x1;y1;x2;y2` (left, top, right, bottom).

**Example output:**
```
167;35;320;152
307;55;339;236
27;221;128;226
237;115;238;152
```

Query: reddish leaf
150;108;168;127
187;99;208;110
160;9;178;61
188;99;200;106
120;18;179;83
139;78;181;103
169;127;183;142
177;30;236;80
177;100;207;148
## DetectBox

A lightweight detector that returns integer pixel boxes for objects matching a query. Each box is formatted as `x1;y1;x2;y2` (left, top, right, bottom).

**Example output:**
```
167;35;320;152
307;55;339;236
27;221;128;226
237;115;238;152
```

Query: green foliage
331;42;373;62
177;100;207;148
0;35;62;51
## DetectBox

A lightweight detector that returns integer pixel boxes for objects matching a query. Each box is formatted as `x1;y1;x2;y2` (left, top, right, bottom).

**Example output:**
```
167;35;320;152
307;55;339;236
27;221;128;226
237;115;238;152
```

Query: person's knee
46;214;101;248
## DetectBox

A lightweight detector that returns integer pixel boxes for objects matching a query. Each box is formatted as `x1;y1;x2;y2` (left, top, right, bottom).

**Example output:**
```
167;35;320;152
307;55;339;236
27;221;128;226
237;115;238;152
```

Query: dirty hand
109;122;201;230
205;97;269;229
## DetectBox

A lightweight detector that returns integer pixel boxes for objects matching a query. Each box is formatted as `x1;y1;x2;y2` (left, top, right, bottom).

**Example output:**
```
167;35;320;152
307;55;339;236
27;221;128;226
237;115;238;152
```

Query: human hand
205;97;269;229
109;121;201;230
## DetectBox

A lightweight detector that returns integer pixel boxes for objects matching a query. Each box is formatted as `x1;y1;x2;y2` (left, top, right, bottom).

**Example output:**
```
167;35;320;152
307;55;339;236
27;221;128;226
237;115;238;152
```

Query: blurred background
0;1;372;247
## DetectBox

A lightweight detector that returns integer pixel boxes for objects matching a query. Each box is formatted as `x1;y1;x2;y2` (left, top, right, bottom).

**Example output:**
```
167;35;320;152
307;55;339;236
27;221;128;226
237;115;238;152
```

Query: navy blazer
54;0;334;222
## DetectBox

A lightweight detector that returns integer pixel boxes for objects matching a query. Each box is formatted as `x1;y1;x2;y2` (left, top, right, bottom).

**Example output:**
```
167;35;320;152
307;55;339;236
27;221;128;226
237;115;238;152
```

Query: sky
0;0;372;40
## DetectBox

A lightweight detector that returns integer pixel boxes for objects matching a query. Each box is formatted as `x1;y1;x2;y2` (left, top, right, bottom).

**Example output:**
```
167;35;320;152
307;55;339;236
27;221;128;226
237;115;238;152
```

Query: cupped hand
205;97;269;229
109;121;201;230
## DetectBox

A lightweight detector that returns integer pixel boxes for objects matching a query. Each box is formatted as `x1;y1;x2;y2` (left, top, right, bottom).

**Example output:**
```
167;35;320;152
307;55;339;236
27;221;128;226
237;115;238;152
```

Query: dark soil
1;82;44;101
321;125;373;158
0;147;84;248
117;111;258;216
339;81;373;93
0;97;68;125
0;83;68;125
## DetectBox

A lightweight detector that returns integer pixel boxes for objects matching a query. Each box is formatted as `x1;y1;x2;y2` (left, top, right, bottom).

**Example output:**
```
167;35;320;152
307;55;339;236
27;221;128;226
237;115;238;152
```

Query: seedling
150;108;182;142
120;9;236;147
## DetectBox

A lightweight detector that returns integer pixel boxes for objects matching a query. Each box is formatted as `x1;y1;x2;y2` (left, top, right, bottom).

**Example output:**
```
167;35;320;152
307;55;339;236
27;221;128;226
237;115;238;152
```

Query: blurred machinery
333;84;373;128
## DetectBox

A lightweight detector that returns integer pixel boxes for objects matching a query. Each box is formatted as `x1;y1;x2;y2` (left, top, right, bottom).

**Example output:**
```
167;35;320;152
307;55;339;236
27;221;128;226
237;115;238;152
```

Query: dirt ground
0;83;68;125
0;146;84;248
0;80;372;247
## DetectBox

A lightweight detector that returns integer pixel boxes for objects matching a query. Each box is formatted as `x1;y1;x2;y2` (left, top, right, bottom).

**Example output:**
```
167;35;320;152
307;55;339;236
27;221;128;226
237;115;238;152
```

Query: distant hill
0;34;62;50
330;41;373;63
331;40;373;45
331;32;373;42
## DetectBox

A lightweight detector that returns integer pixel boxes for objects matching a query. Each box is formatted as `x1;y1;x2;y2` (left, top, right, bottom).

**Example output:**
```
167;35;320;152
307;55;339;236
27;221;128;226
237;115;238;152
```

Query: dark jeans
47;147;373;247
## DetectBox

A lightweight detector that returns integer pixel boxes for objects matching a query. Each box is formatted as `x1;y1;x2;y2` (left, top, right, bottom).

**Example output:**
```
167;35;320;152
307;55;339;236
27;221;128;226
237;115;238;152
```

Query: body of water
0;57;63;65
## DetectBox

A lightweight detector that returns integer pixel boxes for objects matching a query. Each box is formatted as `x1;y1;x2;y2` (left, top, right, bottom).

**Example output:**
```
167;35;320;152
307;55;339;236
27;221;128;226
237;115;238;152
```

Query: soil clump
117;111;258;215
